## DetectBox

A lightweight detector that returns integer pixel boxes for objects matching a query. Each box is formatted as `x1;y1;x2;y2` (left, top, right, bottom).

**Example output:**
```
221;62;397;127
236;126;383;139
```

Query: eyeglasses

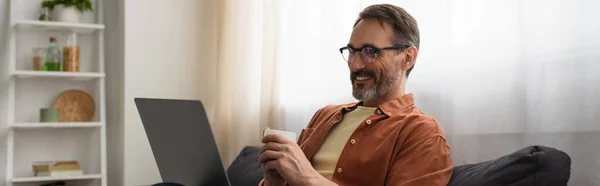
339;45;409;63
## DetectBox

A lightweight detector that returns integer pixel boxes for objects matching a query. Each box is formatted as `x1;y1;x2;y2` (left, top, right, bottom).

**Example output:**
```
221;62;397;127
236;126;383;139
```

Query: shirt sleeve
385;135;453;186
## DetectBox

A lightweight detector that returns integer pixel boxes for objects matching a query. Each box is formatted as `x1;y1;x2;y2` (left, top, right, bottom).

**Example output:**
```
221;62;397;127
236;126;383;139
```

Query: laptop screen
135;98;230;186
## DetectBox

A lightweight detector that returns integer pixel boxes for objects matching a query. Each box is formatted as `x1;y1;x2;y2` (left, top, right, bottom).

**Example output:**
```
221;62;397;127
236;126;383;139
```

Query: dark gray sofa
226;145;571;186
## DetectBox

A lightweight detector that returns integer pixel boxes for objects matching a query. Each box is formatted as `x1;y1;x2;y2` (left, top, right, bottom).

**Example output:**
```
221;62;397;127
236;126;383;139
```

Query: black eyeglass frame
339;45;410;63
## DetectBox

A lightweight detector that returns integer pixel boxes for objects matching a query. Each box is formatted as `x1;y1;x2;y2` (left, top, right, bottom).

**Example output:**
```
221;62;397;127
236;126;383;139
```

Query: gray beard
352;73;401;101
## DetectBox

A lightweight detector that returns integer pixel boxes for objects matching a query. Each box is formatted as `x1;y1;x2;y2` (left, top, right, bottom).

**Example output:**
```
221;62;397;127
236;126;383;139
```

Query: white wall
118;0;219;185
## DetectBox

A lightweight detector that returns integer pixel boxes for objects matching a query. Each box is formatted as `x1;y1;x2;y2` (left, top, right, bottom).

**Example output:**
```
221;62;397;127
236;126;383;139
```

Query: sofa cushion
226;145;571;186
151;183;184;186
448;145;571;186
227;146;264;186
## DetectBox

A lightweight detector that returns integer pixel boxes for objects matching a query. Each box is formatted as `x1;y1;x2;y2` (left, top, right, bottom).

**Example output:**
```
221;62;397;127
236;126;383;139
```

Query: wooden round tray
53;90;95;122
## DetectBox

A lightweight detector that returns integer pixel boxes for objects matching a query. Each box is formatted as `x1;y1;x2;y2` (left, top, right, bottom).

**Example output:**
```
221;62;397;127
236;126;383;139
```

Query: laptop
135;98;231;186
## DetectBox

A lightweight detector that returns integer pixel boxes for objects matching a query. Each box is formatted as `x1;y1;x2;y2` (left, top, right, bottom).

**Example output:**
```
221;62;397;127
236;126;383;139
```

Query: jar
63;33;80;72
32;48;46;71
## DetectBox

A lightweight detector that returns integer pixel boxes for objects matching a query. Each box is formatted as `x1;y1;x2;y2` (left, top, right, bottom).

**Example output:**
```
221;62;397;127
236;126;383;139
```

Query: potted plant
41;0;93;23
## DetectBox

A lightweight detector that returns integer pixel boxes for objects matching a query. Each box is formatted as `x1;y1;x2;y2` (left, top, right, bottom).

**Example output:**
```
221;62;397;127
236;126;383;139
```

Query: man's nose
348;55;367;71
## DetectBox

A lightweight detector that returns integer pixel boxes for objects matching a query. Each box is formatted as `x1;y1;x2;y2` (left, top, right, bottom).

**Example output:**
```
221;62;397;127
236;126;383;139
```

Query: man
259;4;453;186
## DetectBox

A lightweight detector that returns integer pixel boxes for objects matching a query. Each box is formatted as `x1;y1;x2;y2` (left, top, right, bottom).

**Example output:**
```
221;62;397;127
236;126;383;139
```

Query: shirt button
337;168;342;173
350;139;356;144
366;120;372;124
377;110;382;115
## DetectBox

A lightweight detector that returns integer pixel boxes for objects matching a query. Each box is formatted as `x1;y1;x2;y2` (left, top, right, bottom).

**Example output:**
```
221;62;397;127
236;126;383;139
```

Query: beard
351;69;400;102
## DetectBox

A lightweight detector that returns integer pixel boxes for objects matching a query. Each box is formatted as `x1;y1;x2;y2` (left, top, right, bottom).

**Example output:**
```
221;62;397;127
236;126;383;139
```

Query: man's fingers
259;150;285;164
260;142;284;154
264;159;282;172
262;133;293;144
262;127;270;136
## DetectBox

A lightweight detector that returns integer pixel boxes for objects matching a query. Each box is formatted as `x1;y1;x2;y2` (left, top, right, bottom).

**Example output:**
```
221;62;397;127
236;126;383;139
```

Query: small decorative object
41;0;93;23
32;48;46;71
44;37;61;71
54;90;95;122
33;161;83;177
40;108;60;122
39;7;50;21
63;33;80;72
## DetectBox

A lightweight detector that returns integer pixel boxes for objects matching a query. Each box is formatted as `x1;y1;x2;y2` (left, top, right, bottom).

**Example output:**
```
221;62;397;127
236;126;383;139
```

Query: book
35;169;84;177
32;160;83;177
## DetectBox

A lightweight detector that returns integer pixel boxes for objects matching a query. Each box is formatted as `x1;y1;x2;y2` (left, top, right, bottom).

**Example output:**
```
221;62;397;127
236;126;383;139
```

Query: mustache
351;70;376;79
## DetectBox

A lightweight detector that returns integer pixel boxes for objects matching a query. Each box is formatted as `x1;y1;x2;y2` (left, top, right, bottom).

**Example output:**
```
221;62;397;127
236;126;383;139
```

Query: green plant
41;0;93;13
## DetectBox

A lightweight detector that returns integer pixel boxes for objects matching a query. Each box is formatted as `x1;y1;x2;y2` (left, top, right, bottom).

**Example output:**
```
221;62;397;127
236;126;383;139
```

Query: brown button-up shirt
261;94;453;186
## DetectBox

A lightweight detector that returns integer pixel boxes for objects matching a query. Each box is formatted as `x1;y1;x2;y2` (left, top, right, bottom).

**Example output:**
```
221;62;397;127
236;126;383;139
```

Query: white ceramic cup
263;129;297;143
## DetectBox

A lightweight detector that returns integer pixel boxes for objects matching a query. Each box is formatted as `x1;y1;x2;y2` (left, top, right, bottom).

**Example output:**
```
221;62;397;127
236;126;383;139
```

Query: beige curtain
210;0;282;165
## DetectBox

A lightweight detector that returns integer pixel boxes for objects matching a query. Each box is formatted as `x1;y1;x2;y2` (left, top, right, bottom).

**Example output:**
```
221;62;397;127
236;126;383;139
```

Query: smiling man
259;4;453;186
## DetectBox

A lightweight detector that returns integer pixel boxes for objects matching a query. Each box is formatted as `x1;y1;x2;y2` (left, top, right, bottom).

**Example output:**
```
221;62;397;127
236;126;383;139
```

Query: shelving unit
5;0;107;186
13;22;105;33
12;174;102;183
12;70;105;80
15;20;105;34
12;122;103;129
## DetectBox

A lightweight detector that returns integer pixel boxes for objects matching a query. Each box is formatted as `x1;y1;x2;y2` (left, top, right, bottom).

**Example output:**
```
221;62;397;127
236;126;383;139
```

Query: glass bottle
44;37;61;71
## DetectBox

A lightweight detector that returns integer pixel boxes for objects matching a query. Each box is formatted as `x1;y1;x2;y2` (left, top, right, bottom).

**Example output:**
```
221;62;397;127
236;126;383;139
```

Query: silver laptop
135;98;231;186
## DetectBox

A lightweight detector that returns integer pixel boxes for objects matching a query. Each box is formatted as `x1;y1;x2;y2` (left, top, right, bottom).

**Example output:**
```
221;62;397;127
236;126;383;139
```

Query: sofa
226;145;571;186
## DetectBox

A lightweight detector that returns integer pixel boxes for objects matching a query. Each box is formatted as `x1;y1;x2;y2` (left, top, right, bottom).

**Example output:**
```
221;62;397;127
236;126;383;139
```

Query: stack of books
33;161;83;177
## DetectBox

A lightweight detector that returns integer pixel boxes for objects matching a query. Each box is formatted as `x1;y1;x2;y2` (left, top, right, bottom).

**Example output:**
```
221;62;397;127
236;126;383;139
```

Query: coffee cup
263;128;297;143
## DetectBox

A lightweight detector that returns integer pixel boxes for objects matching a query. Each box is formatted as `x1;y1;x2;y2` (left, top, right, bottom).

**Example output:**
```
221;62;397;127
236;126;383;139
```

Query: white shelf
15;20;105;34
12;122;103;129
13;70;105;80
12;174;102;183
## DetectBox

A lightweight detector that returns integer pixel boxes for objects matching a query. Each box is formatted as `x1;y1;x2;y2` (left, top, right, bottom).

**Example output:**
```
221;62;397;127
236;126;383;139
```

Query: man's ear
402;46;419;71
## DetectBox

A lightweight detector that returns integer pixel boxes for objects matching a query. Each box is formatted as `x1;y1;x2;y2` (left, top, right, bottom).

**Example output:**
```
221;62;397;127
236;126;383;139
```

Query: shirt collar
342;93;415;116
377;93;415;116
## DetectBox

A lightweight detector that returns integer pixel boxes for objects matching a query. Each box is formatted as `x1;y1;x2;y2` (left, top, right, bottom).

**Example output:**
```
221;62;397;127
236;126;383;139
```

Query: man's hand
259;134;336;186
263;169;285;186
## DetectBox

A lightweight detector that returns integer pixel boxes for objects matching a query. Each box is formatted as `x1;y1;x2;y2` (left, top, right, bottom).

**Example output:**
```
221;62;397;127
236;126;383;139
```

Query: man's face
348;19;404;101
